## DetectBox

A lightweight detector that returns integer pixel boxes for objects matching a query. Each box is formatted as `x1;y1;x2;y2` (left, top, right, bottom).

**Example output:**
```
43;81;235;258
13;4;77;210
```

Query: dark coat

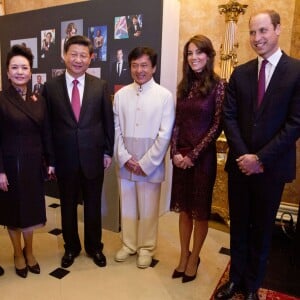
0;85;54;228
43;73;114;179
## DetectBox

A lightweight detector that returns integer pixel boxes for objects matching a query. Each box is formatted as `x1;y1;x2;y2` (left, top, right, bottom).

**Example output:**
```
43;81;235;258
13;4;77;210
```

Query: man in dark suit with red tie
214;10;300;300
43;35;114;268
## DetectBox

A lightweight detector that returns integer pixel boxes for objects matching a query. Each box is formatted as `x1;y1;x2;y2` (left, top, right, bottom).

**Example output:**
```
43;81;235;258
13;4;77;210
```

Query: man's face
117;50;123;62
37;75;42;83
64;44;92;78
130;54;156;86
249;13;280;59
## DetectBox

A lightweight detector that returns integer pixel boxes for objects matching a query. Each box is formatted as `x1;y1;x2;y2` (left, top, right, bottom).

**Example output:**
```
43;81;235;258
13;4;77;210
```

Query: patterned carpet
210;262;300;300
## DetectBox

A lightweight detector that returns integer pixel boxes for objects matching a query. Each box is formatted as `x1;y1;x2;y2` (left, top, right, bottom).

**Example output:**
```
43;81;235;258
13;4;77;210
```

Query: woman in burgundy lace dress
170;35;225;283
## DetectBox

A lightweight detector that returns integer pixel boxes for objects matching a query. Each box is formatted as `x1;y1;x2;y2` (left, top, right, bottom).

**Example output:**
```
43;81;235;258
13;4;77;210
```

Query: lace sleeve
170;100;182;158
187;80;226;162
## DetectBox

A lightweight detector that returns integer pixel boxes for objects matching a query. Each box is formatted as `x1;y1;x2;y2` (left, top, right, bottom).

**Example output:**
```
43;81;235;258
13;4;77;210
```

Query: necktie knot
73;79;79;86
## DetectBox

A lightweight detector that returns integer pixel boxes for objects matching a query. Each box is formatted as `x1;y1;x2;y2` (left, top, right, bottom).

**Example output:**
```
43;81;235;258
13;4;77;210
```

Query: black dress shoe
14;256;28;278
61;251;80;268
15;266;28;278
244;292;258;300
214;281;238;299
182;257;200;283
0;266;4;276
172;269;185;278
88;251;106;267
23;248;40;274
27;263;40;274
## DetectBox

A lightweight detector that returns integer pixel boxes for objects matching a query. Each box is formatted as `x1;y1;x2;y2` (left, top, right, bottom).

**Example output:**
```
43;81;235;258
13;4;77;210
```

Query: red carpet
210;263;300;300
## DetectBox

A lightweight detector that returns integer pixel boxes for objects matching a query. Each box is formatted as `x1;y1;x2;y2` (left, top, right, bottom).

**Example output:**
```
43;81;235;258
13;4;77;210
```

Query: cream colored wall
178;0;296;81
4;0;87;14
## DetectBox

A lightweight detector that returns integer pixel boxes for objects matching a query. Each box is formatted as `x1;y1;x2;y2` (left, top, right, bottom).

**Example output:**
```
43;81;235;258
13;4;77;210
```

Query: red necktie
257;59;268;107
71;79;80;121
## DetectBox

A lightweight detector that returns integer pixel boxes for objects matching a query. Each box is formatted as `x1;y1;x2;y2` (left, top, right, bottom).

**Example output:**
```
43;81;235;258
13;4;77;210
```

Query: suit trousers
57;168;104;255
228;173;284;292
119;179;161;256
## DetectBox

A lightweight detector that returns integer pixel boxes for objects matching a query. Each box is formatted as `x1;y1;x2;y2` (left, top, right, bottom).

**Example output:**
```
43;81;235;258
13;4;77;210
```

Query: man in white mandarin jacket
113;47;175;268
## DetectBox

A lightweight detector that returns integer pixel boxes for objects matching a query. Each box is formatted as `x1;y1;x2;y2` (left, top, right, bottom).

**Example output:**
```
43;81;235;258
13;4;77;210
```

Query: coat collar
3;85;41;126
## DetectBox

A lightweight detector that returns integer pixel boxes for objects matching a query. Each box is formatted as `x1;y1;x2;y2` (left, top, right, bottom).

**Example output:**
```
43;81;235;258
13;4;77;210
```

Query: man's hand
236;154;264;175
0;173;9;191
125;158;146;176
104;155;112;169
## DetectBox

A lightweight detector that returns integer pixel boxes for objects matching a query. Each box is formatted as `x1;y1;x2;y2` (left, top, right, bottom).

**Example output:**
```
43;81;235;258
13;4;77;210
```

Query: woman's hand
0;173;9;191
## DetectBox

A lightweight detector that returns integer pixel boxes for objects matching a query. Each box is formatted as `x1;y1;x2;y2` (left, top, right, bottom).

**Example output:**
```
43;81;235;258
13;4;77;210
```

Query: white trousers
119;179;161;256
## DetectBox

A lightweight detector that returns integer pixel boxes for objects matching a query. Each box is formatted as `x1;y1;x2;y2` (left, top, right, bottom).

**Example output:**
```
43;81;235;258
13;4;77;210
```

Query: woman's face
7;55;31;90
46;33;52;42
69;28;77;37
187;42;209;73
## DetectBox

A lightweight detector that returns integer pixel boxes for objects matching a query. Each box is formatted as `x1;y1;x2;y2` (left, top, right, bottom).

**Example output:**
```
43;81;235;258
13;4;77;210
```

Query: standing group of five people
0;9;299;300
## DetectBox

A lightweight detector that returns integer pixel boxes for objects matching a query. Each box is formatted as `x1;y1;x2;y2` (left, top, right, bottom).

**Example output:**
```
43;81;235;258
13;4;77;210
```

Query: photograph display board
0;0;163;231
0;0;163;95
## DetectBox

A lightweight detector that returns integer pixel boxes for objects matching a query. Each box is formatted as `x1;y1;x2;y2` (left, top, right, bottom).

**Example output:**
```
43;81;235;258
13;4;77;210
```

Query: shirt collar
258;48;282;67
133;77;155;92
65;70;85;86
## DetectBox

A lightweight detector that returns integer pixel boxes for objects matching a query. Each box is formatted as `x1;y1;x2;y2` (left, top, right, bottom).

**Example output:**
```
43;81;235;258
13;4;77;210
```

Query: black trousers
57;168;104;255
228;173;284;292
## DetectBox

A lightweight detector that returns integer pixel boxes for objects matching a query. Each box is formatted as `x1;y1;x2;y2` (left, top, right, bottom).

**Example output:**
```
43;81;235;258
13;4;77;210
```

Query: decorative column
219;0;247;81
212;1;247;224
0;0;5;15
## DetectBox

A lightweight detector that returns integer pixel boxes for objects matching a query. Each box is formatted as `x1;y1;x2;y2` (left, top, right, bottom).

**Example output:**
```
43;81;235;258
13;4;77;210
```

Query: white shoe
137;255;152;268
115;248;135;262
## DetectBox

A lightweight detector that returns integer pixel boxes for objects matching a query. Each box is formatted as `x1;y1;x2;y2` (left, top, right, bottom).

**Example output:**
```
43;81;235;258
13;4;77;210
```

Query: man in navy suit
43;35;114;268
215;10;300;300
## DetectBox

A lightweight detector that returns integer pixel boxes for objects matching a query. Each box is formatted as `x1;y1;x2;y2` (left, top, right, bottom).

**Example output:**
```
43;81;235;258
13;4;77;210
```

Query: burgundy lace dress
170;78;225;220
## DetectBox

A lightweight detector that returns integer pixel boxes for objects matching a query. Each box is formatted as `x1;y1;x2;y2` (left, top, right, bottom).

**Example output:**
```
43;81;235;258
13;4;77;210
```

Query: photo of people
40;29;55;60
87;67;101;79
52;68;65;78
10;38;38;68
110;48;131;85
88;26;107;61
114;16;129;39
32;73;46;95
127;14;142;38
60;19;83;61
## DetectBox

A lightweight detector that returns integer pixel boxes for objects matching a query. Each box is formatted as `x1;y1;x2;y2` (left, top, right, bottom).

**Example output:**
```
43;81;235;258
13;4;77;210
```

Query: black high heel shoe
14;256;28;278
182;257;200;283
172;251;191;279
172;269;185;278
23;248;40;274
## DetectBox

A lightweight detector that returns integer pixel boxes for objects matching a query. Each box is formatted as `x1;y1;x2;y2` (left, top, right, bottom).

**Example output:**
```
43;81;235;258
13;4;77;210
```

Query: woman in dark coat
0;45;53;278
170;35;225;283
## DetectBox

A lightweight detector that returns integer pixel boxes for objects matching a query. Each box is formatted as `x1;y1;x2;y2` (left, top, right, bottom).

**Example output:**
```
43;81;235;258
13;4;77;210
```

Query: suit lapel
79;73;93;122
256;53;288;118
247;59;259;113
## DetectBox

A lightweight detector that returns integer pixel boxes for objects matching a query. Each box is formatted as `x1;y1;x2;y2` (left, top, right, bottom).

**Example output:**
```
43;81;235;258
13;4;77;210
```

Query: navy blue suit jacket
224;52;300;182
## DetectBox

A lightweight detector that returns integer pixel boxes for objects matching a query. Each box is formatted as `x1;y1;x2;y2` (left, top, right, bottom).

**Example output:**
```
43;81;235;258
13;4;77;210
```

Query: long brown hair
177;34;219;99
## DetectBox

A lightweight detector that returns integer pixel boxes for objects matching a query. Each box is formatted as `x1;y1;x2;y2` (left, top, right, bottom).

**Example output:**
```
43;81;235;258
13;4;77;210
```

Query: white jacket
113;78;175;183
